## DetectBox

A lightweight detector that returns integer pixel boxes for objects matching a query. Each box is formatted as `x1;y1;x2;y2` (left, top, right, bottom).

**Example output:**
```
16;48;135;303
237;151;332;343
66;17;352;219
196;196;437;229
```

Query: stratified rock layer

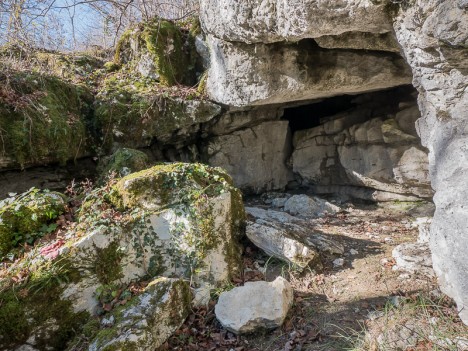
206;37;411;106
200;0;393;43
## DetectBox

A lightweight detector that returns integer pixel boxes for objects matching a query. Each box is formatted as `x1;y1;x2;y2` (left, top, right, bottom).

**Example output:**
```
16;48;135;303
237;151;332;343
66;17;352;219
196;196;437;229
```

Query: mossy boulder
0;188;66;256
65;163;244;309
85;278;191;351
98;147;149;177
114;18;199;86
0;70;94;169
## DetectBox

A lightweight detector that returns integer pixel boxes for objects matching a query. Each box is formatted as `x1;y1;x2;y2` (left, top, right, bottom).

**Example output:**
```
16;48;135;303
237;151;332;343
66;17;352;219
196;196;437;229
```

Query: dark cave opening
282;85;417;133
282;95;356;132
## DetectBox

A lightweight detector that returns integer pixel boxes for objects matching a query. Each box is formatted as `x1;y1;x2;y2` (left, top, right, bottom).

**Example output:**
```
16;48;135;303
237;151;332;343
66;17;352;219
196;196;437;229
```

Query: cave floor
163;200;467;351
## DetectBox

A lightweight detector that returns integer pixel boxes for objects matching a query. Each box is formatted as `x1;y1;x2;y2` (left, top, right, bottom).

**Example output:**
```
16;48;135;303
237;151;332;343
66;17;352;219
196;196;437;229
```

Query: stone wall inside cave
201;87;432;202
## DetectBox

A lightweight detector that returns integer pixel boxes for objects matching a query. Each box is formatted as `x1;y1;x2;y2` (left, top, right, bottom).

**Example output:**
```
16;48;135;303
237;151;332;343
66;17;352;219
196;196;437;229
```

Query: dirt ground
163;198;468;351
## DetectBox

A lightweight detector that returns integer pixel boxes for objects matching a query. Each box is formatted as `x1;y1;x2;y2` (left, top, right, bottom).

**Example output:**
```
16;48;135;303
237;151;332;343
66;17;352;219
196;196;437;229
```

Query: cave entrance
282;86;433;202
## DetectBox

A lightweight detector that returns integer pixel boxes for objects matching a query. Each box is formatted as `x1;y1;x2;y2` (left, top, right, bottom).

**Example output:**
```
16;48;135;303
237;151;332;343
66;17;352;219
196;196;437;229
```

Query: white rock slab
215;277;293;334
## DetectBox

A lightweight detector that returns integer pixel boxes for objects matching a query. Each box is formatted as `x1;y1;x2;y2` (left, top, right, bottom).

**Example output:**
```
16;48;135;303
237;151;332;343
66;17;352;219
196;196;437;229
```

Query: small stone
215;277;293;334
367;310;385;320
389;296;403;307
333;258;345;267
101;315;115;327
350;249;359;255
397;273;411;280
283;194;340;218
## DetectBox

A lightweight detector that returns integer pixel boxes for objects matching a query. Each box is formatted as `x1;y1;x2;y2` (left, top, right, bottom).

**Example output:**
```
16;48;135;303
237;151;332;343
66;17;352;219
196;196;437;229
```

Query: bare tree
0;0;199;51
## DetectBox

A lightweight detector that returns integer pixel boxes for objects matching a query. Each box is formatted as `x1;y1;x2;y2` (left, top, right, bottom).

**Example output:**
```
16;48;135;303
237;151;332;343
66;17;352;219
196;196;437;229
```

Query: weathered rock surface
283;194;340;218
393;0;468;323
215;277;293;334
392;242;435;277
204;120;293;193
96;94;222;148
246;206;344;269
315;32;400;53
200;0;393;43
206;37;412;106
292;95;433;200
87;278;191;351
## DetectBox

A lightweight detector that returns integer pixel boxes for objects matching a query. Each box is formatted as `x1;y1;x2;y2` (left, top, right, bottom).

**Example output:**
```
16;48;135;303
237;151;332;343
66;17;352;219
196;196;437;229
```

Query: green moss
224;188;245;279
0;71;94;168
0;188;66;256
113;18;198;87
142;20;188;86
197;71;208;95
92;241;124;284
104;61;120;72
114;29;134;64
0;261;89;350
98;148;149;177
110;162;233;210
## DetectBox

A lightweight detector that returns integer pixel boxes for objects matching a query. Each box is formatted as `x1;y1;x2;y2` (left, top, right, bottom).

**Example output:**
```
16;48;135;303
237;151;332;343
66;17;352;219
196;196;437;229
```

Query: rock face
215;277;293;334
0;163;245;350
393;0;468;324
246;206;344;269
87;278;191;351
205;37;411;106
204;120;293;193
291;92;432;200
200;0;394;43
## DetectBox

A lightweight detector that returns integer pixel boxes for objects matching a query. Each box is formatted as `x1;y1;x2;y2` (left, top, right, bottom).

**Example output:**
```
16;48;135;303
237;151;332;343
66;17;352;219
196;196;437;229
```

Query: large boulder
0;163;245;349
205;37;412;107
393;0;468;324
0;188;66;256
215;277;293;334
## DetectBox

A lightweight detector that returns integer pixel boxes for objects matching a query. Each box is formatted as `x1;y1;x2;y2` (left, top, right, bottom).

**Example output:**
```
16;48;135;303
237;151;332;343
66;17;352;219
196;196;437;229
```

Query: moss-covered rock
95;85;221;150
86;278;191;351
114;18;199;86
98;148;149;177
0;188;66;256
0;258;89;350
0;70;95;169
